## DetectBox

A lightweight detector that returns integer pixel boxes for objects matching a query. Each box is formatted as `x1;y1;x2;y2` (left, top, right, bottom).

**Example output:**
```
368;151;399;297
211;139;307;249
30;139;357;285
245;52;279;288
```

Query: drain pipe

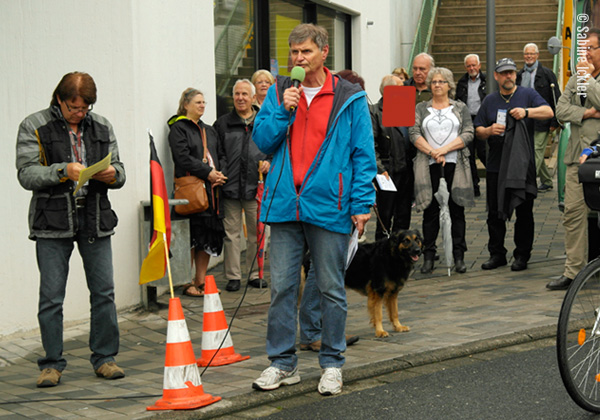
486;0;497;94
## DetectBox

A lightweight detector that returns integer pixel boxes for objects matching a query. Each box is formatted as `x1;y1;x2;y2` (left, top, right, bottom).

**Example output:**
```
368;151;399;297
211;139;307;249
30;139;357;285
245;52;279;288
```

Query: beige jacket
556;74;600;166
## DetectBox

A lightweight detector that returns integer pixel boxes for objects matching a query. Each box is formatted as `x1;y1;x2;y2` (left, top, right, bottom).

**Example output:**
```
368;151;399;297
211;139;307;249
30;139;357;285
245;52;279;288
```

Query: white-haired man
214;79;271;292
456;53;487;196
406;53;434;103
517;43;561;193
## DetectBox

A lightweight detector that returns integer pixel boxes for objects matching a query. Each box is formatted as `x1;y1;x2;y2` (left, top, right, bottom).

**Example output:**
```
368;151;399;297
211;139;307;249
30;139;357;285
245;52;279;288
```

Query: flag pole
163;231;175;299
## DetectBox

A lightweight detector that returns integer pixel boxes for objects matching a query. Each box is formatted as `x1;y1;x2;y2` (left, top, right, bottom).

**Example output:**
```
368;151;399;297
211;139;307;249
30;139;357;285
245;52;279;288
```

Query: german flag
139;133;172;284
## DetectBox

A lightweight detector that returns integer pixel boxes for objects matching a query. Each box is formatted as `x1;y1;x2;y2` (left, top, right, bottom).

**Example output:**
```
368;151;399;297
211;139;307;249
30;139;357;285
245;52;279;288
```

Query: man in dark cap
474;58;553;272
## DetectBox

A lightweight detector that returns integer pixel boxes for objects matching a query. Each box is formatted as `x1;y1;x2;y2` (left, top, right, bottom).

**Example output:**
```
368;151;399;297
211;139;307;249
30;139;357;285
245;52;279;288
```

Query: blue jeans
36;209;119;371
266;222;348;370
299;263;321;345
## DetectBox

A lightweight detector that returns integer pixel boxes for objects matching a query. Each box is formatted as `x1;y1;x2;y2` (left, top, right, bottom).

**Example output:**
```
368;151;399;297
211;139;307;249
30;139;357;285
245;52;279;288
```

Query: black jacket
369;98;415;174
497;114;537;220
213;108;269;201
16;106;125;240
517;63;561;131
455;72;487;114
167;116;223;218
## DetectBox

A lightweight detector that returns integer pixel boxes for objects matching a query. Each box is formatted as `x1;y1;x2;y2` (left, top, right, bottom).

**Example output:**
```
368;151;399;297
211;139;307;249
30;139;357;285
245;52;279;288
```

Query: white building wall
0;0;418;337
0;0;216;337
322;0;423;102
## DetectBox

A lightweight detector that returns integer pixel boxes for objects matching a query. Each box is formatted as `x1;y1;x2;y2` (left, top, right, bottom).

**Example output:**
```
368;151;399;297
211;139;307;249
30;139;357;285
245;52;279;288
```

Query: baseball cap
495;58;517;73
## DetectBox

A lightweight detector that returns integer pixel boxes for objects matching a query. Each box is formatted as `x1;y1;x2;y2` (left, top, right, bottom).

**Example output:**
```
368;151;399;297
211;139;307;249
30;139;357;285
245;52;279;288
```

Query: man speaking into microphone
251;23;376;396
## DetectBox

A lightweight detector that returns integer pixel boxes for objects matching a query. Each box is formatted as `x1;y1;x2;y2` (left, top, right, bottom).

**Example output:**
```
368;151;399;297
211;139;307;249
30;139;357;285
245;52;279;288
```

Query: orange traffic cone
147;297;221;411
197;275;250;367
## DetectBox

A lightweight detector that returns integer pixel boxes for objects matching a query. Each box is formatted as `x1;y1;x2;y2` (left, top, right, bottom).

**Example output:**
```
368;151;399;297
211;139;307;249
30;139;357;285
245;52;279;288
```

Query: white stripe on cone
166;319;191;344
163;364;202;390
202;329;234;351
203;293;223;313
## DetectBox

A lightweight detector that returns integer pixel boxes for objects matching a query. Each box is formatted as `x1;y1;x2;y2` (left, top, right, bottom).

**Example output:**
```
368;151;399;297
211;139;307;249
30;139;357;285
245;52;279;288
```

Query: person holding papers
16;72;126;388
409;67;474;274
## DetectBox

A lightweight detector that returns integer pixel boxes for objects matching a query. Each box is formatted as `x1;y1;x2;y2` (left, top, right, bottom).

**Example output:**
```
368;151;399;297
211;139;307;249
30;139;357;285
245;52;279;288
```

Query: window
213;0;351;116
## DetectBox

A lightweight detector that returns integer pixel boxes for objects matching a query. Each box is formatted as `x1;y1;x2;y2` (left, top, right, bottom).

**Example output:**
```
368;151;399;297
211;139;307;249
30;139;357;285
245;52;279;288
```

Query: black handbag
578;157;600;211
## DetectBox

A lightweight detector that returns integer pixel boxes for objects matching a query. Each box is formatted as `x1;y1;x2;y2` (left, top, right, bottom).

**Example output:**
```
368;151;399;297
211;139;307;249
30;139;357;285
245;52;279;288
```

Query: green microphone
290;66;306;111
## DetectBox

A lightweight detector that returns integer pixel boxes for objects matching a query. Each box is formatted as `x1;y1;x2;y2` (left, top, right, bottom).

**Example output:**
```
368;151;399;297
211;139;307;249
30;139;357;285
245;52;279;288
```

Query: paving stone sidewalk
0;179;575;419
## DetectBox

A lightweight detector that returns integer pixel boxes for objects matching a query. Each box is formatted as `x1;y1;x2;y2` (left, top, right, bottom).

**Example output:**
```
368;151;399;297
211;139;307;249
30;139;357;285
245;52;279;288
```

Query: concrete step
439;0;557;6
435;21;556;35
431;40;555;53
434;50;555;64
437;11;557;25
438;4;559;16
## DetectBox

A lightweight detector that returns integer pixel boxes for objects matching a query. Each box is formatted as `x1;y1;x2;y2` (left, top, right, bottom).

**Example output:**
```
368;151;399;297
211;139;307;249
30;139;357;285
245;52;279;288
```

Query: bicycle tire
557;257;600;413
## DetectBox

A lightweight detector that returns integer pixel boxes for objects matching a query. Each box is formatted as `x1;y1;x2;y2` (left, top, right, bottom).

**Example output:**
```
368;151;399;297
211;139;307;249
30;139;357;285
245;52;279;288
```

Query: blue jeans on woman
266;222;348;371
36;209;120;372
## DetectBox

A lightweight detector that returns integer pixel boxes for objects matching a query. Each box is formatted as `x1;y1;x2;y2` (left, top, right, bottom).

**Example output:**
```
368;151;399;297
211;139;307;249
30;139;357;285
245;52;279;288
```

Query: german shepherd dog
301;229;423;338
345;229;423;338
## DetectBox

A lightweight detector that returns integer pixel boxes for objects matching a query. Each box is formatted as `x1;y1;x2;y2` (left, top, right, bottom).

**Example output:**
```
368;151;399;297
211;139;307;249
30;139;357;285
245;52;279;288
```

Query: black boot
454;259;467;273
421;258;434;274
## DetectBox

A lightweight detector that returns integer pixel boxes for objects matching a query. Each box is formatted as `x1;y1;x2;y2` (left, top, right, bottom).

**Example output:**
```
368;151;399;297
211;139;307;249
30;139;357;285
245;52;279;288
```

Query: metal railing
408;0;439;75
214;0;255;96
553;0;565;76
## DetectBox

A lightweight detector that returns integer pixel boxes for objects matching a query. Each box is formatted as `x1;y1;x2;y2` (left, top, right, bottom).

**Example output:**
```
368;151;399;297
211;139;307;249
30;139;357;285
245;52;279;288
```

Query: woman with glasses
251;70;275;108
409;67;475;275
168;88;227;297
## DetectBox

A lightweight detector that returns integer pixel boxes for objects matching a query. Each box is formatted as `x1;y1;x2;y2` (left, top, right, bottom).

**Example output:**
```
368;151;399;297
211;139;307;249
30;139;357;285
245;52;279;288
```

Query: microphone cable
200;106;293;376
0;104;296;408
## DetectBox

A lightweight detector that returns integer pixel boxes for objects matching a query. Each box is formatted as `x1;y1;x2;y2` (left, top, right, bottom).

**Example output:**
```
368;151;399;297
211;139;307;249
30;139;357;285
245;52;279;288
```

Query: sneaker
252;366;300;391
318;367;342;396
36;368;61;388
538;183;553;192
94;361;125;379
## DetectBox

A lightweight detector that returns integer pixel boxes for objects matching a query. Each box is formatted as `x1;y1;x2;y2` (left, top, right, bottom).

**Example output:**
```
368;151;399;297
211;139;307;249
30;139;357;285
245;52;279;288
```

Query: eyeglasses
65;102;93;114
523;53;539;56
431;80;449;85
587;45;600;51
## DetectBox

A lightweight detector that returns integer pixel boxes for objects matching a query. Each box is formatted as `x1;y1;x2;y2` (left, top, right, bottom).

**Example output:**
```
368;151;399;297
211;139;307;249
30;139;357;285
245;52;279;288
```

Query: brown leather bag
174;127;209;215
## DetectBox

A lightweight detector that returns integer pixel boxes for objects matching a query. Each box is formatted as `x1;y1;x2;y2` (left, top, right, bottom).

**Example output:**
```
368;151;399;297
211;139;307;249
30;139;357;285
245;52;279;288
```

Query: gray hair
414;52;435;67
289;23;329;50
233;79;256;96
379;75;402;96
464;54;480;65
523;43;539;53
426;67;456;99
177;87;203;116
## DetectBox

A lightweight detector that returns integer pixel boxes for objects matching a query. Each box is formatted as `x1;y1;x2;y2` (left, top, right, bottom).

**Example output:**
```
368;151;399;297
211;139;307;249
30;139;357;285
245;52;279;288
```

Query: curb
151;324;558;419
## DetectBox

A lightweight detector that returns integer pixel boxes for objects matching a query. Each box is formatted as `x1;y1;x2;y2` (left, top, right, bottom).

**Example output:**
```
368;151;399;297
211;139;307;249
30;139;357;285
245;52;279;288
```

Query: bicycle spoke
558;259;600;413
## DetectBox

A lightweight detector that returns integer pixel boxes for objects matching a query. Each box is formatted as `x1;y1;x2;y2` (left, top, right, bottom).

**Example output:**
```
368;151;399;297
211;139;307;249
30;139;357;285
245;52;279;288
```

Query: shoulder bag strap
201;127;208;163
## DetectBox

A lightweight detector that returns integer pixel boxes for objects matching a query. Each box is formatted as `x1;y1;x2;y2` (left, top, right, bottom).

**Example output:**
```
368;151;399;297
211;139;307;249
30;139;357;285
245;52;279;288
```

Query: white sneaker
318;367;342;396
252;366;300;391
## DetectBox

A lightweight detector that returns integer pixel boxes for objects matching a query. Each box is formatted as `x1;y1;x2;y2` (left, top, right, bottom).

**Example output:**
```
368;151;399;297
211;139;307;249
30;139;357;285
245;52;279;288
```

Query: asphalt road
245;339;600;420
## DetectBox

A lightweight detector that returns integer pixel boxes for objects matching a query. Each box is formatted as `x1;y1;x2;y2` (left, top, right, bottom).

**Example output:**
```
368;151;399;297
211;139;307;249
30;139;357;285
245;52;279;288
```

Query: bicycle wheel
557;258;600;413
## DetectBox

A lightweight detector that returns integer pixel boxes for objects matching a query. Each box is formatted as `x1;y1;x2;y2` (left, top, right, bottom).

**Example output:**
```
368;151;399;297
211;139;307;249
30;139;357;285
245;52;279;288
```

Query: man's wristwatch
524;108;529;118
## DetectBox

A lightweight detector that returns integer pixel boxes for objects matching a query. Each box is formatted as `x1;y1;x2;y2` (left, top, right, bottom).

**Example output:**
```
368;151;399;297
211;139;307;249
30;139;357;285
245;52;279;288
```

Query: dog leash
372;204;390;239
